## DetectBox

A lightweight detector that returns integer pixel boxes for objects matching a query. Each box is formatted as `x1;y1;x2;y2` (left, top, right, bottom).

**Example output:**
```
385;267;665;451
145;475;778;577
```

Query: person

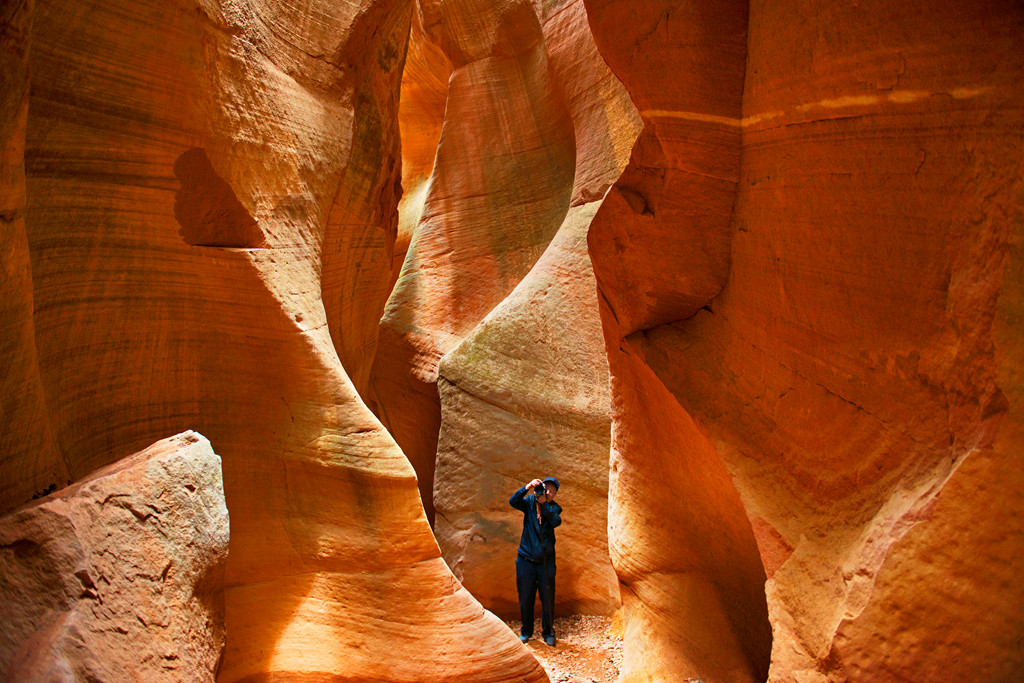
509;476;561;646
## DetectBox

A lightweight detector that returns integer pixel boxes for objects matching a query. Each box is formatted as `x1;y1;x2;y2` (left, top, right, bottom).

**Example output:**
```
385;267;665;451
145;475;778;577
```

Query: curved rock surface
3;0;1023;681
371;0;577;523
435;202;615;618
432;0;640;618
586;0;1024;681
585;1;771;681
12;0;548;680
0;0;62;515
0;431;228;682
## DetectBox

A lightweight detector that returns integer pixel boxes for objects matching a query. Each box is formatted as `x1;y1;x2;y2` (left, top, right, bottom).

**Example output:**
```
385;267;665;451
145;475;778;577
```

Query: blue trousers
516;555;556;637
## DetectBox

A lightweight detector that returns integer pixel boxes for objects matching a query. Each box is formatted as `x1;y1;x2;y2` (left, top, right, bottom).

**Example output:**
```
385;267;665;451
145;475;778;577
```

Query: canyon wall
2;0;1023;681
586;0;1024;681
3;0;547;679
431;0;641;618
585;2;772;680
371;0;578;524
0;0;62;513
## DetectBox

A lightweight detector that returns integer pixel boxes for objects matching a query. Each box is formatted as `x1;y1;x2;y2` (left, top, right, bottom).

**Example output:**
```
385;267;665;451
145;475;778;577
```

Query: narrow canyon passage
371;0;635;623
1;0;1023;682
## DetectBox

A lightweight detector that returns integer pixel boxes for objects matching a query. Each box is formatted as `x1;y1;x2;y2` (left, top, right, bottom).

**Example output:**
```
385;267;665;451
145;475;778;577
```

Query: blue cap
543;477;560;491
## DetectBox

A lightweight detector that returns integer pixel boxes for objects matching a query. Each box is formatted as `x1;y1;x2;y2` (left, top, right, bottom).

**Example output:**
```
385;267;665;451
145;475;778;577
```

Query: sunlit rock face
7;0;547;679
3;0;1023;680
431;0;640;618
434;200;618;619
585;2;772;681
0;432;228;682
586;0;1024;681
371;0;578;524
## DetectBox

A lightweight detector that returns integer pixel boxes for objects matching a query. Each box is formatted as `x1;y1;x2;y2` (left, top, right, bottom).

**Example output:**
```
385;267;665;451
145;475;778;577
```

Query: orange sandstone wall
434;201;619;618
584;1;772;681
587;0;1024;681
432;0;640;618
371;0;577;523
398;4;451;194
4;0;1023;680
12;0;547;679
0;432;228;681
729;3;1024;680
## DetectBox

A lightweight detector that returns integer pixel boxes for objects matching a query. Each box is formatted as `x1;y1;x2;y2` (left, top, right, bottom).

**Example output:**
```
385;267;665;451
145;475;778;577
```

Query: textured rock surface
371;0;577;523
585;1;772;681
0;431;228;682
14;0;547;680
435;203;616;619
4;0;1023;681
587;0;1024;681
432;0;640;618
0;0;63;514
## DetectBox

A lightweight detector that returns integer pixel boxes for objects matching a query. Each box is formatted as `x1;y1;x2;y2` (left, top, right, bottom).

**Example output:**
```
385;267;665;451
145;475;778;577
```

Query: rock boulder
0;431;229;682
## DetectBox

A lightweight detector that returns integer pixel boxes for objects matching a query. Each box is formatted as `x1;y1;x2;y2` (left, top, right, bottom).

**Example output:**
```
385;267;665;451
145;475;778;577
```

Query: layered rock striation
431;0;640;618
586;0;1024;681
585;2;772;681
0;0;62;515
371;0;577;524
5;0;548;679
2;0;1022;681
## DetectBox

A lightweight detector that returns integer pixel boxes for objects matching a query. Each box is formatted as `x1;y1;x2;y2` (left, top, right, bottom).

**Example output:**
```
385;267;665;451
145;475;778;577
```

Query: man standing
509;476;561;646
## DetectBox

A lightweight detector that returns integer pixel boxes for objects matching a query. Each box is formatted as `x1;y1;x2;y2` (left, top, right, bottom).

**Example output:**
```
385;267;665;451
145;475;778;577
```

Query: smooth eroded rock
21;0;549;679
432;0;641;619
436;202;618;618
587;0;1024;681
585;1;770;680
0;0;63;515
372;0;577;523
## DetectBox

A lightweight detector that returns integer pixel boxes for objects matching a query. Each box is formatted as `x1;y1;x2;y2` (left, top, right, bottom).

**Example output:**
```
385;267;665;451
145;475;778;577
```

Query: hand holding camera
527;478;545;497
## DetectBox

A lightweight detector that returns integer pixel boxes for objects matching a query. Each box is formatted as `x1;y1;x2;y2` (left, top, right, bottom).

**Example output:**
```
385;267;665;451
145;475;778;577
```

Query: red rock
585;1;771;680
586;0;745;335
14;0;548;679
372;0;577;522
432;0;640;619
587;0;1024;681
435;203;620;618
399;4;452;188
0;0;63;514
5;0;1023;680
0;432;228;681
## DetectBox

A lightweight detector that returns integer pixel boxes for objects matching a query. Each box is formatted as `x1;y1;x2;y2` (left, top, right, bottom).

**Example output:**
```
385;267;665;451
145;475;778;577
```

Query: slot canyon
1;0;1022;681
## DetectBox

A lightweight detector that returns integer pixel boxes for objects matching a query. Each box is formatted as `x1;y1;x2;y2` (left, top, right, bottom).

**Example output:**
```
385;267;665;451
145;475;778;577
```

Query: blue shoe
519;634;530;643
544;635;556;647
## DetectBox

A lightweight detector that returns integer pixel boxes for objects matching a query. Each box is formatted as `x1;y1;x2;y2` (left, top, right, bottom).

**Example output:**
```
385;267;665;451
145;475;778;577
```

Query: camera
534;480;547;496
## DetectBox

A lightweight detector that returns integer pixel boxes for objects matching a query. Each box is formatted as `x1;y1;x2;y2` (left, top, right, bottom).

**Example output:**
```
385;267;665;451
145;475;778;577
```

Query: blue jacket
510;486;562;564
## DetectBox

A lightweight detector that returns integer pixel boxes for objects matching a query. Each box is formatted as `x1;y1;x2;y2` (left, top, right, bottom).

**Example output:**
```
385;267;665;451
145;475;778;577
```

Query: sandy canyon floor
504;615;623;683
